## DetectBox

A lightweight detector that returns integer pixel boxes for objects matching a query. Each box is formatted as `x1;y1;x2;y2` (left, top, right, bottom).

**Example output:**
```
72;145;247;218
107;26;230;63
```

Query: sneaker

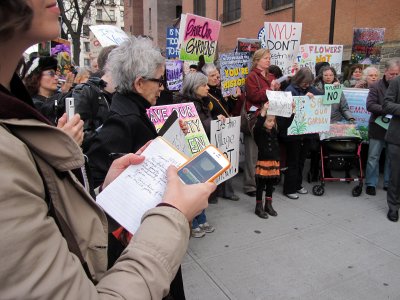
297;187;308;194
285;193;299;199
199;222;215;233
191;227;205;238
366;186;376;196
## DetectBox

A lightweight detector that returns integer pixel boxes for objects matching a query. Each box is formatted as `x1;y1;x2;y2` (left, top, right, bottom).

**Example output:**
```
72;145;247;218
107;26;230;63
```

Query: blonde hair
251;48;271;71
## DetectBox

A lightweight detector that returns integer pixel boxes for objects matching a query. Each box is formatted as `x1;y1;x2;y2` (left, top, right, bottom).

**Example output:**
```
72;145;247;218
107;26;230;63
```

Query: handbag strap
207;92;230;117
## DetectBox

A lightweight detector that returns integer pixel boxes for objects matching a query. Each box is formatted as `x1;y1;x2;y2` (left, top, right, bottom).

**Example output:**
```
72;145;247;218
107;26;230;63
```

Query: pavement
182;171;400;300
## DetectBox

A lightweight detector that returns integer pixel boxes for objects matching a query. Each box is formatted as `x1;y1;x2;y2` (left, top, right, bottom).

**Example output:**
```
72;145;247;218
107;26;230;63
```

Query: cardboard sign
38;38;72;79
90;25;128;47
297;44;344;75
165;60;183;91
264;22;302;75
265;91;293;117
219;52;250;97
178;13;221;63
343;88;371;140
147;103;210;155
288;96;331;135
210;117;241;184
375;115;391;130
351;28;385;64
166;27;180;59
323;84;343;105
319;123;362;140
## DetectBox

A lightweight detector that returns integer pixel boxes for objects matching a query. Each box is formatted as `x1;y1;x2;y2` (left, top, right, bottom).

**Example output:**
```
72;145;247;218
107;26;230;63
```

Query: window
84;58;91;67
193;0;205;17
265;0;293;11
120;11;124;18
120;0;124;5
109;9;115;21
82;25;90;36
223;0;241;23
96;9;102;20
84;42;90;52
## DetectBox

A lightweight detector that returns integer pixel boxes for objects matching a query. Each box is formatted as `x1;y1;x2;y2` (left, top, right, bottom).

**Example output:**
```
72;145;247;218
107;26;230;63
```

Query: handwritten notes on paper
96;137;187;234
323;84;343;105
89;25;128;47
265;91;293;117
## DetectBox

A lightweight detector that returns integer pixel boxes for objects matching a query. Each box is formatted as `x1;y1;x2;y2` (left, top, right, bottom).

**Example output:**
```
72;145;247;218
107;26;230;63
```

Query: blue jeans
365;138;390;187
192;210;206;229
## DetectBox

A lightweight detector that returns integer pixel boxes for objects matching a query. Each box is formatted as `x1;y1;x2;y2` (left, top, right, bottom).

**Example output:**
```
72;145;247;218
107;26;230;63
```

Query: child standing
253;102;294;218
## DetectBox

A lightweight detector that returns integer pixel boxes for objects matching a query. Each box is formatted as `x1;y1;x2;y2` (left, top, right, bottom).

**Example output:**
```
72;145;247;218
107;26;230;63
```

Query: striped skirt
255;160;280;178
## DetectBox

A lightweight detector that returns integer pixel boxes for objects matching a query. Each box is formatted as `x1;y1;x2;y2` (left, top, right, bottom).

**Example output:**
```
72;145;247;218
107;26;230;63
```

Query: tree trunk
71;33;81;66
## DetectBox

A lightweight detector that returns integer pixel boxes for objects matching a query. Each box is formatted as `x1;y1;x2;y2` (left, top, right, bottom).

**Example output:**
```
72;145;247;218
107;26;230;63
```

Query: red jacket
245;68;274;112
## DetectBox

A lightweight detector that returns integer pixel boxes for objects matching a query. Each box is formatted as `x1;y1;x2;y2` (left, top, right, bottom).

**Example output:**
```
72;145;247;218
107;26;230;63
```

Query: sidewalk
182;173;400;300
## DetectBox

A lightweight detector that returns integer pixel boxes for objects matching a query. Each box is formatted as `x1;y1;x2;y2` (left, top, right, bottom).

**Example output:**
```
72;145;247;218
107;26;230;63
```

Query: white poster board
90;25;129;47
266;91;293;117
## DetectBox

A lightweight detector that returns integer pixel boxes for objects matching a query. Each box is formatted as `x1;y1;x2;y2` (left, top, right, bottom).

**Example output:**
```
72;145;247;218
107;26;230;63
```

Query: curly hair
0;0;33;42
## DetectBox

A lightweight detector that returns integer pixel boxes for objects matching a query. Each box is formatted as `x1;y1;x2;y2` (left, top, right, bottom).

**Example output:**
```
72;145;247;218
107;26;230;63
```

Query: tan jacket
0;118;189;299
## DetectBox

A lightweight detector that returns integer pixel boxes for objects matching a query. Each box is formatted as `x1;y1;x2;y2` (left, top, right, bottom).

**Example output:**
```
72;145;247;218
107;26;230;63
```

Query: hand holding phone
177;145;230;185
65;97;75;121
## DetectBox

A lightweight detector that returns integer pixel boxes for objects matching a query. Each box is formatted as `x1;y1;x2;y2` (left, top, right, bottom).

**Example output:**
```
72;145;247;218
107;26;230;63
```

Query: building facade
124;0;182;51
181;0;400;72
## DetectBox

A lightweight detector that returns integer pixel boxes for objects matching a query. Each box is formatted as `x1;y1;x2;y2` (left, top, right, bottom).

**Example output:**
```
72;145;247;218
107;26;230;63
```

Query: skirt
255;160;280;179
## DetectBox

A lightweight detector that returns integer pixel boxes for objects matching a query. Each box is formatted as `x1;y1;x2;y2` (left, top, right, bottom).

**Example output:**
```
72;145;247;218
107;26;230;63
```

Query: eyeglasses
42;70;57;77
143;76;164;87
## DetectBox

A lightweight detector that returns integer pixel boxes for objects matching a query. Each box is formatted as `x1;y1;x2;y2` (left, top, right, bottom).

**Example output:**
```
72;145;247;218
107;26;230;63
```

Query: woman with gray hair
355;66;380;88
174;72;216;238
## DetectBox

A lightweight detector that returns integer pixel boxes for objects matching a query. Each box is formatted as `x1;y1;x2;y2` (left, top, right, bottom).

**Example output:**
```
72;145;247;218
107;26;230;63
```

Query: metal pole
329;0;336;44
292;0;296;22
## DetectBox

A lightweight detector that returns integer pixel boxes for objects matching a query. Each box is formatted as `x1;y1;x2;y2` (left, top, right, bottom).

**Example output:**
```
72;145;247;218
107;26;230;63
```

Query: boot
255;202;268;219
265;198;278;216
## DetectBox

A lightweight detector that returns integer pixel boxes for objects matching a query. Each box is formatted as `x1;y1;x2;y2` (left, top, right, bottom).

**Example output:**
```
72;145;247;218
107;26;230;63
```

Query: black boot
265;198;277;216
255;202;268;219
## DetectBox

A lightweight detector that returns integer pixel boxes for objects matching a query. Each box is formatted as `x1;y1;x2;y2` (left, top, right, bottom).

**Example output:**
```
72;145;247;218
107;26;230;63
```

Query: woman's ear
133;77;142;93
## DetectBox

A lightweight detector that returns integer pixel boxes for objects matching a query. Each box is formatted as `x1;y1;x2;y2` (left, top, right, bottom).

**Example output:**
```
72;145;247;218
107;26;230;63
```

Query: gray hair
107;36;165;94
180;72;208;98
202;63;217;76
362;66;379;80
384;58;400;70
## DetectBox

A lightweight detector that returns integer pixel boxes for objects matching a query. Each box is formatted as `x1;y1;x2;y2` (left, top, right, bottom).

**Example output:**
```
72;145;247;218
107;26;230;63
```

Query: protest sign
166;27;180;59
343;88;370;140
319;123;361;140
265;91;293;117
147;103;210;155
211;117;241;184
288;96;331;135
375;115;391;130
165;60;183;91
297;44;343;75
219;52;250;97
178;13;221;63
39;38;72;79
323;84;343;105
89;31;102;58
90;25;128;47
264;22;302;75
236;38;262;57
351;28;385;64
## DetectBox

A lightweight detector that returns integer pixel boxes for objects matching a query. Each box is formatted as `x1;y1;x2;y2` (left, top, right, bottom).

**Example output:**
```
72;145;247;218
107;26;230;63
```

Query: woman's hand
260;101;269;116
162;166;216;221
234;86;242;98
306;92;315;98
217;114;226;122
179;119;189;135
291;63;299;75
292;101;296;113
271;79;281;91
102;141;150;190
57;113;84;145
61;72;75;93
333;81;340;86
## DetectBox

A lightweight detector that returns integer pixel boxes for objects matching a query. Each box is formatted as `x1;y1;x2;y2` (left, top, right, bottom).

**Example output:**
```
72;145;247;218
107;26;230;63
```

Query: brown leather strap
207;92;230;117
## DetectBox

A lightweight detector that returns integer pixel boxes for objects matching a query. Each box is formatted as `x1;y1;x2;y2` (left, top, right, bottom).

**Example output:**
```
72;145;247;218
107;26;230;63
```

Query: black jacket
33;92;69;125
87;91;158;186
207;85;236;118
173;93;212;138
367;77;390;140
73;77;112;152
383;76;400;145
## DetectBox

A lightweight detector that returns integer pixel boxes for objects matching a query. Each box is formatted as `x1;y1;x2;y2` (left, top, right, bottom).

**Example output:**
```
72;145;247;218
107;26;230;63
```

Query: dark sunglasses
42;70;57;77
143;76;164;87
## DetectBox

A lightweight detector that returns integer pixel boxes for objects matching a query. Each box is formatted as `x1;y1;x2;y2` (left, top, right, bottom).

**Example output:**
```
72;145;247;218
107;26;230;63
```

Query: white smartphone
65;97;75;121
177;145;231;184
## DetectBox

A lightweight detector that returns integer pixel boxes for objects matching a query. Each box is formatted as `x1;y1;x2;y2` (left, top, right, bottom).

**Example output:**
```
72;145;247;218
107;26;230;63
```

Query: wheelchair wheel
312;185;325;196
352;185;362;197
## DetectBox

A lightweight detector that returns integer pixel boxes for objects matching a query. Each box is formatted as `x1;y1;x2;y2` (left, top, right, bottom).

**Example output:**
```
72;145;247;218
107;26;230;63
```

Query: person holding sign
253;102;294;218
314;66;355;123
243;49;280;197
279;67;322;199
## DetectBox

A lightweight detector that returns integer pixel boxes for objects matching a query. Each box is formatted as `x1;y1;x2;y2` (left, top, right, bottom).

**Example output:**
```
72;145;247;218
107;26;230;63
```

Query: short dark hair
347;64;363;80
0;0;33;42
291;67;314;86
97;45;118;73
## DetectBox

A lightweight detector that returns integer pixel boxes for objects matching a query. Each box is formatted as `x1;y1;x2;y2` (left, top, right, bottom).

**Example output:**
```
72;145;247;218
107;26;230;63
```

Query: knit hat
25;56;58;77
